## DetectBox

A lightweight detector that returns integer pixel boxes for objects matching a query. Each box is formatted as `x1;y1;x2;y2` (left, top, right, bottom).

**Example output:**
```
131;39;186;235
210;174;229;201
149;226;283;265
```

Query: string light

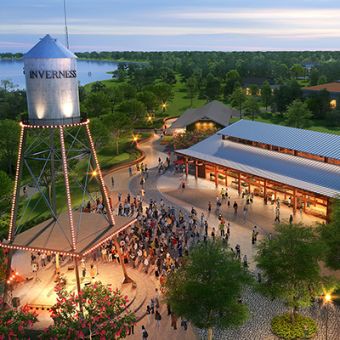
21;119;89;129
8;124;25;242
59;127;77;251
82;219;136;256
85;123;116;226
0;242;80;257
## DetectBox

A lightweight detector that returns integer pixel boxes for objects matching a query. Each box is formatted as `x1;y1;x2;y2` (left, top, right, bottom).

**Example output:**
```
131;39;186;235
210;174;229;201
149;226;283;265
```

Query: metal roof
24;34;77;59
177;134;340;198
219;120;340;160
171;100;239;129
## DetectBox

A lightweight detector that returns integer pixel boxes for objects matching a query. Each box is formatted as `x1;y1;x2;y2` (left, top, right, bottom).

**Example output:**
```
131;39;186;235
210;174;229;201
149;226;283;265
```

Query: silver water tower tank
23;34;80;125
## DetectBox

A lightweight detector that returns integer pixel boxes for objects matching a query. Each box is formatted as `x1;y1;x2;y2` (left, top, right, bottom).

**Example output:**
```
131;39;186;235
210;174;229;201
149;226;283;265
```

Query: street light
161;102;167;112
322;292;333;340
91;170;98;177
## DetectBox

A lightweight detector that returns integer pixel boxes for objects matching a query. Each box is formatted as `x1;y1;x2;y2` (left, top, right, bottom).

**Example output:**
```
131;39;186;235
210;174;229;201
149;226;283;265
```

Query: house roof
24;34;76;59
302;82;340;93
218;120;340;160
171;100;239;129
177;134;340;198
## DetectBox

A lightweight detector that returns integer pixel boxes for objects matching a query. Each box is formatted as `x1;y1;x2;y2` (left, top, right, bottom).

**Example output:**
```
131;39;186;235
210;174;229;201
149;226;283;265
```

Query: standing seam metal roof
177;134;340;198
218;120;340;160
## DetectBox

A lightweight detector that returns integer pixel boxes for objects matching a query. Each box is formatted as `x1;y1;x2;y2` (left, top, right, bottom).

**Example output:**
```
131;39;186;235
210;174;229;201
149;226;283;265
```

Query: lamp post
323;293;332;340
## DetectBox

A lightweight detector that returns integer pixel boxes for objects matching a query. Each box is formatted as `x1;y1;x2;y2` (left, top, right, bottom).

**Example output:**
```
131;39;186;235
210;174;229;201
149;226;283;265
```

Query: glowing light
86;123;115;226
330;99;337;109
133;136;138;142
324;293;332;303
35;102;46;119
92;170;98;177
59;127;77;251
62;101;74;117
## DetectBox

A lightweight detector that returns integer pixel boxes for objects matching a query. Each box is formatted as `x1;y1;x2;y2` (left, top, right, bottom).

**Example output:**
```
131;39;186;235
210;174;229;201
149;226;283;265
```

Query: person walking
142;325;149;339
181;318;188;331
233;201;238;214
155;310;162;328
171;313;178;330
289;214;293;224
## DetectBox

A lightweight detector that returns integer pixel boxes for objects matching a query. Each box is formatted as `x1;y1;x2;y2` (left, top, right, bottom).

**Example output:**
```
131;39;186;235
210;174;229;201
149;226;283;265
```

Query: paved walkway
10;133;339;339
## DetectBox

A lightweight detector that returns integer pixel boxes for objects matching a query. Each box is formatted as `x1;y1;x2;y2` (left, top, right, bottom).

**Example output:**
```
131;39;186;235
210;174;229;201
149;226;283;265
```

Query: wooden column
303;194;307;213
326;198;331;223
224;169;228;187
293;188;297;214
238;172;241;195
185;157;189;178
214;166;218;188
264;179;267;200
195;160;198;180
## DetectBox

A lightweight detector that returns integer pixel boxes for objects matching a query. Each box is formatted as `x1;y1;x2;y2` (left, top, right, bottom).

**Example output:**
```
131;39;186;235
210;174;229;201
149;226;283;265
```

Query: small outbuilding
170;100;239;134
302;82;340;109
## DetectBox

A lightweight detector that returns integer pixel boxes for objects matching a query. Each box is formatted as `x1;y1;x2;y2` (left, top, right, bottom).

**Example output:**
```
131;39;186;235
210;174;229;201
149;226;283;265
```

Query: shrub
271;313;317;339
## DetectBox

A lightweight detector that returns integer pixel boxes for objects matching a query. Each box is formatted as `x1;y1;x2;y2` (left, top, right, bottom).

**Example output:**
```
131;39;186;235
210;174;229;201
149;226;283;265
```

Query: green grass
165;75;206;117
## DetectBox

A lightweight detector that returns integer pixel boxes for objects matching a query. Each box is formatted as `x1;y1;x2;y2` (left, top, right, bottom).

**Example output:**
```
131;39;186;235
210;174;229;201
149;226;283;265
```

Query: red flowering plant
173;129;217;150
0;300;38;339
43;282;136;340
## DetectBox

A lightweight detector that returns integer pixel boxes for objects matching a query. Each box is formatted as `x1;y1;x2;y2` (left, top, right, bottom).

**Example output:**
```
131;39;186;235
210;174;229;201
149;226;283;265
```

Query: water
0;59;118;89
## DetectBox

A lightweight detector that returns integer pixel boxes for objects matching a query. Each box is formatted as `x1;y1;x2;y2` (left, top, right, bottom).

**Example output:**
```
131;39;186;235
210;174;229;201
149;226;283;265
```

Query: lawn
164;75;206;118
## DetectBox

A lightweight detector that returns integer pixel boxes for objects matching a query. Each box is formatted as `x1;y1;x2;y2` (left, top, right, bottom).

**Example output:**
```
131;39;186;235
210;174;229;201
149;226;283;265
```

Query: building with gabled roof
176;119;340;220
170;100;239;134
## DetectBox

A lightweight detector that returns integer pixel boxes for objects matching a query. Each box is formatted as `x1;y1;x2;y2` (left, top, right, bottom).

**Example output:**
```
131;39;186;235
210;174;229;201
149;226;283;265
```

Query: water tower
1;35;135;304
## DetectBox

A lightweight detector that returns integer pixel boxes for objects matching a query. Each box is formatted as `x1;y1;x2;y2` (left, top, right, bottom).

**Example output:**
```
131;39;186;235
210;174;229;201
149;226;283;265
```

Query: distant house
169;100;239;134
302;82;340;109
242;77;279;96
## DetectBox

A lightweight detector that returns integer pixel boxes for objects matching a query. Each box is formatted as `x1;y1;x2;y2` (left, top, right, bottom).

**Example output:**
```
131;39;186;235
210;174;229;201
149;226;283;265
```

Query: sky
1;0;340;52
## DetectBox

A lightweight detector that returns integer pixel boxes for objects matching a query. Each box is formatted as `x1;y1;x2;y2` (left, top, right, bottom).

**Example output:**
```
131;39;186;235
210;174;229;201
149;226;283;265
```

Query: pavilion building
169;100;239;135
176;120;340;220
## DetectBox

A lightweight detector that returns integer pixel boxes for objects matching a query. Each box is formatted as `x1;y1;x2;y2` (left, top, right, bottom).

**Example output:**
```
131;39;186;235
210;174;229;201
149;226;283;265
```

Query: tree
103;112;132;154
89;118;110;149
152;82;174;107
186;76;198;107
118;99;145;122
0;79;17;92
273;80;302;113
290;64;304;79
224;69;241;97
249;84;259;96
261;81;272;111
306;89;330;120
256;223;325;323
44;282;135;339
84;92;111;117
230;87;246;117
0;301;38;338
285;100;313;128
165;241;251;340
0;119;20;175
244;97;260;120
319;198;340;270
137;91;158;113
0;171;12;199
205;74;221;100
90;81;106;93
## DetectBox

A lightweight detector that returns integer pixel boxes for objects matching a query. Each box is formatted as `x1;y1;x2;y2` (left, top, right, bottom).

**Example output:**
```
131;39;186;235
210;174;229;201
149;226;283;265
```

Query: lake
0;59;118;89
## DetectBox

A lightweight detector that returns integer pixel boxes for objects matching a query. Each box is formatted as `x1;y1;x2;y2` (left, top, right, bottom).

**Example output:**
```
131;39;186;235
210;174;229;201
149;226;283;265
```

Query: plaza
7;132;340;339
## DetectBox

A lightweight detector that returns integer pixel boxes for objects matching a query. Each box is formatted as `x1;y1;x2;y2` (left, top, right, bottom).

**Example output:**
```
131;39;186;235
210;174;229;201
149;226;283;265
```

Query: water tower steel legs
85;124;134;284
59;127;82;297
3;125;26;307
